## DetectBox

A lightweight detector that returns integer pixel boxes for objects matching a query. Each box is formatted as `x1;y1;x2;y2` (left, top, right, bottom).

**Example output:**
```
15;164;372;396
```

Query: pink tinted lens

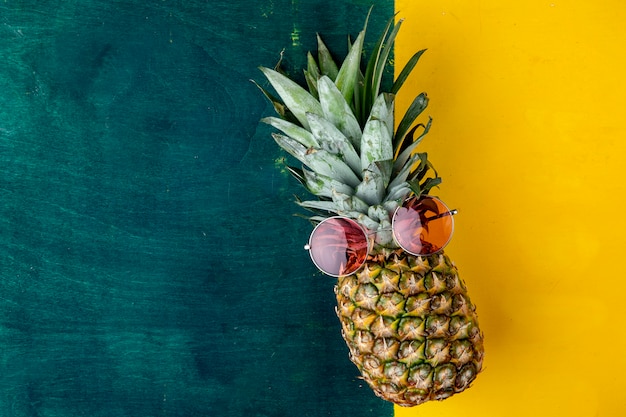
392;196;454;256
308;217;368;277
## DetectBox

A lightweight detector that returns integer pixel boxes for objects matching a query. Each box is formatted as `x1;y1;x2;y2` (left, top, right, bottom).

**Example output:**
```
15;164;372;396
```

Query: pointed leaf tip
259;66;323;130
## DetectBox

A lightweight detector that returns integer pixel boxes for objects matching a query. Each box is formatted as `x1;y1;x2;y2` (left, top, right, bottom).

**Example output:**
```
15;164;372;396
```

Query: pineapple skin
335;250;484;406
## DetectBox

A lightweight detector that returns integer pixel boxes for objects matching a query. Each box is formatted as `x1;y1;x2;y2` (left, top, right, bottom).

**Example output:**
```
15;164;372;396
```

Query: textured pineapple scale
335;250;484;406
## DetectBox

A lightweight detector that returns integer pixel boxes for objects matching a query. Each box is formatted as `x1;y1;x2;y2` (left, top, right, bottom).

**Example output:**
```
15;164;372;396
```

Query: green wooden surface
0;1;393;416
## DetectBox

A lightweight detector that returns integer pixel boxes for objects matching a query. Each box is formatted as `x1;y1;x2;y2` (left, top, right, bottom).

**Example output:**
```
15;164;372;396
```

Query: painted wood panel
0;1;395;415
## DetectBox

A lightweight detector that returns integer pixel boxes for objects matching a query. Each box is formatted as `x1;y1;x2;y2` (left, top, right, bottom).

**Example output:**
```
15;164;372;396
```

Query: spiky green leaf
298;192;369;216
334;30;365;104
272;133;309;163
303;169;354;198
407;178;421;196
368;204;395;246
272;134;363;193
261;116;319;148
369;92;394;139
391;49;426;95
420;176;442;194
285;165;306;186
316;34;339;80
330;191;370;213
388;153;422;190
304;52;321;98
370;18;402;108
375;159;393;188
251;79;300;125
259;67;323;130
410;157;437;183
303;148;361;188
317;76;362;151
360;94;393;172
361;16;394;121
306;112;361;175
355;163;386;206
385;182;411;202
297;200;340;213
394;117;432;171
393;92;428;150
303;70;318;100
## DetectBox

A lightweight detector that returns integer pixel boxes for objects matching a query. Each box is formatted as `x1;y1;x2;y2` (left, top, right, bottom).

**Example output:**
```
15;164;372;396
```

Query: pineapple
256;14;484;407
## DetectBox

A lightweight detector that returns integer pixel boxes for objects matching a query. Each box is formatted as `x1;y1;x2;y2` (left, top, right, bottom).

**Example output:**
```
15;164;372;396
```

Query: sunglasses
304;195;457;277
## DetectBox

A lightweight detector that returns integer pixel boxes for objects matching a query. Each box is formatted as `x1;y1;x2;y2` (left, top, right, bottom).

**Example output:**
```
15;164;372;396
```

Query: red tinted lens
307;217;368;277
392;196;454;256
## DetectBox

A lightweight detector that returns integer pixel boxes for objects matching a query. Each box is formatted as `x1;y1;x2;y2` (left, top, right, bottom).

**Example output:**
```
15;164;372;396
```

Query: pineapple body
336;250;483;406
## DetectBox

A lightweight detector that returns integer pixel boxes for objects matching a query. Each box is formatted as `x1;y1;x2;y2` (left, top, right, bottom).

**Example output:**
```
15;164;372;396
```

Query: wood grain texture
0;1;393;415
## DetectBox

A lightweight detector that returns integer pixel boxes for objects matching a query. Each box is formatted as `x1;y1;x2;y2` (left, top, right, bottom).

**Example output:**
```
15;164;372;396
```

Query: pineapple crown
255;13;441;248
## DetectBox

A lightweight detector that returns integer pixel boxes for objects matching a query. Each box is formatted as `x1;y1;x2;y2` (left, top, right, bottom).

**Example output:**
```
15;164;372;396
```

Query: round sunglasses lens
308;218;368;276
393;196;454;256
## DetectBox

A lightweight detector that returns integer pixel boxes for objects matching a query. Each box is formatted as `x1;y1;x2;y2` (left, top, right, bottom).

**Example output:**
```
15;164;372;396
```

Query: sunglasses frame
391;195;456;257
304;195;456;277
304;216;371;278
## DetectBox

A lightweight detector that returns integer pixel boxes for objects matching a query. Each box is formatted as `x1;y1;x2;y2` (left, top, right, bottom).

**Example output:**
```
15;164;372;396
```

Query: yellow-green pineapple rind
335;251;484;406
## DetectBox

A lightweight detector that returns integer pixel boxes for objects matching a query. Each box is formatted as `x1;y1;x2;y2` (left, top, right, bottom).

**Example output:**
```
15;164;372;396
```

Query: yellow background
395;1;626;416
